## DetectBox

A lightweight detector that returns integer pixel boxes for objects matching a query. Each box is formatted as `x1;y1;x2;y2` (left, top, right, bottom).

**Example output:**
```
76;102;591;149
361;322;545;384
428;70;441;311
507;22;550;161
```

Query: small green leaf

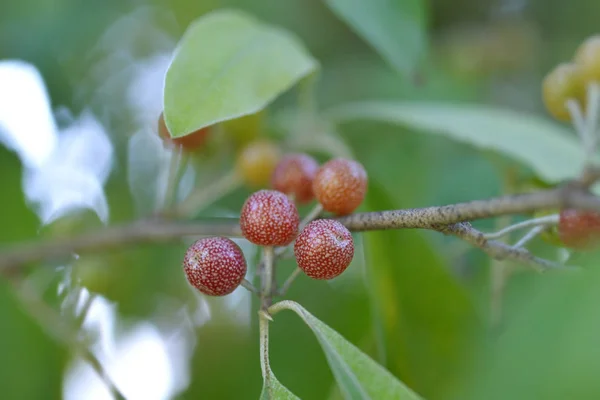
260;373;300;400
328;101;588;183
325;0;426;76
271;301;423;400
164;9;318;138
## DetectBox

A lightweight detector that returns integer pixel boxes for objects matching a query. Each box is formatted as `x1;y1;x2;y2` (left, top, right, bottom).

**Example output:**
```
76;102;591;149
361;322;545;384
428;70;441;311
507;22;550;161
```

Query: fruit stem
163;147;190;209
241;278;259;294
483;214;559;240
513;225;548;248
300;204;324;231
566;98;587;147
261;246;275;310
171;169;241;218
584;82;600;163
258;310;273;384
276;267;302;296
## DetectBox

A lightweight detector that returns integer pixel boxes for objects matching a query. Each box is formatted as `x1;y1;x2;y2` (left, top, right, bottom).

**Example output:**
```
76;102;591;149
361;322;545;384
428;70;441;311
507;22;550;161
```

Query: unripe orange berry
183;237;247;296
313;158;367;216
294;219;354;280
158;112;210;151
236;140;281;188
240;190;299;246
558;209;600;250
574;35;600;83
542;63;586;121
271;153;319;204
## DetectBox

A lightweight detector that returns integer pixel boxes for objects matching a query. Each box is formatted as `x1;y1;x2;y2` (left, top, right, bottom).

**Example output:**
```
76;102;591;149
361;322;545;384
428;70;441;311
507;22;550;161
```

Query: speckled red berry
158;112;210;151
271;153;319;204
240;190;299;246
294;219;354;280
183;237;247;296
313;158;367;216
558;209;600;250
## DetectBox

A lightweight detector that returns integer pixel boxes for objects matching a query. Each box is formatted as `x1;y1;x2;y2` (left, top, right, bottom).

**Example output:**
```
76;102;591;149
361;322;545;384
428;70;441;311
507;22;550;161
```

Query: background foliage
2;0;600;399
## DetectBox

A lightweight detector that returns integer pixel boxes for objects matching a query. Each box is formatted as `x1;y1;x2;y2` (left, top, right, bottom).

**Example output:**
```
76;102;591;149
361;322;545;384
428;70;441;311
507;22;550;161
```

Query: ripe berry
574;35;600;83
183;237;247;296
542;63;586;121
158;112;210;151
271;153;319;204
240;190;299;246
313;158;367;216
558;209;600;250
236;140;281;188
294;219;354;280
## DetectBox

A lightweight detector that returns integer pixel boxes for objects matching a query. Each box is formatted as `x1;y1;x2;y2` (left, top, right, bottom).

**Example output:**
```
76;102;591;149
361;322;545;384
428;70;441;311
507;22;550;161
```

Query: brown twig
1;185;599;273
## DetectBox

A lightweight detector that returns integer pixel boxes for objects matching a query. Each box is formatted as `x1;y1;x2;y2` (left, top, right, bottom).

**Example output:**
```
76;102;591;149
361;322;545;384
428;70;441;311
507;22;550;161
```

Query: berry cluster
542;35;600;250
542;35;600;121
182;153;368;296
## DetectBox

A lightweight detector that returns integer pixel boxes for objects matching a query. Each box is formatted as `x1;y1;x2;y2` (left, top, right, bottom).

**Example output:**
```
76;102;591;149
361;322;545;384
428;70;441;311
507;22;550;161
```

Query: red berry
558;209;600;250
240;190;299;246
183;237;247;296
158;112;210;151
271;153;319;204
294;219;354;280
313;158;367;215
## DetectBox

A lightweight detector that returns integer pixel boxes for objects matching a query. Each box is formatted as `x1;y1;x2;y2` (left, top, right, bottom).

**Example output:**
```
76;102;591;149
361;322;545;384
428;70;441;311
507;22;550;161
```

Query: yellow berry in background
236;139;281;188
574;35;600;83
222;110;265;147
542;63;586;121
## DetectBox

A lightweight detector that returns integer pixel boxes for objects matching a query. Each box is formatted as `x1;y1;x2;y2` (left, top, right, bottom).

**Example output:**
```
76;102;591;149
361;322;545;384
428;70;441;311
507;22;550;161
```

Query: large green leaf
164;9;318;137
325;0;426;76
363;183;483;399
328;101;587;183
270;301;422;400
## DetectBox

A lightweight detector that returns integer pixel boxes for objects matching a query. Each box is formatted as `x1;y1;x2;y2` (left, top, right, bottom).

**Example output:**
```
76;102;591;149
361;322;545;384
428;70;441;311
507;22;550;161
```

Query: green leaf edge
164;8;320;138
270;300;424;400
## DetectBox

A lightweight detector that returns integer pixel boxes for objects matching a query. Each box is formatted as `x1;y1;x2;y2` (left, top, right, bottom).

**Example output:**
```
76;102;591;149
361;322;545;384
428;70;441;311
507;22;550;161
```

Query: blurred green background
2;0;600;399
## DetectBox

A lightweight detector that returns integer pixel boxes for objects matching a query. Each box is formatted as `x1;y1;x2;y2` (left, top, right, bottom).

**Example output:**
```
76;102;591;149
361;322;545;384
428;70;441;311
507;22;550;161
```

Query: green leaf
260;373;300;400
455;252;600;400
271;301;423;400
363;183;483;399
328;101;587;183
164;9;318;137
325;0;426;76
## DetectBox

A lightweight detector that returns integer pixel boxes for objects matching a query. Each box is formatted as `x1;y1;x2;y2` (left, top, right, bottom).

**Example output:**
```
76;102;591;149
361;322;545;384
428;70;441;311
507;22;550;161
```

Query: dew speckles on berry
271;153;319;204
313;158;367;215
183;237;247;296
294;219;354;280
240;190;300;246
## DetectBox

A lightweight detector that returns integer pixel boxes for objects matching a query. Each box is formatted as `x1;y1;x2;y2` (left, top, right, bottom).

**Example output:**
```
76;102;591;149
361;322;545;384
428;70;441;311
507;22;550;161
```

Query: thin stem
171;170;241;218
300;204;324;230
513;225;547;248
483;214;559;240
261;246;275;310
241;278;259;295
75;291;96;328
276;268;302;296
567;98;588;146
164;149;190;209
258;311;272;382
585;82;600;161
15;282;126;400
